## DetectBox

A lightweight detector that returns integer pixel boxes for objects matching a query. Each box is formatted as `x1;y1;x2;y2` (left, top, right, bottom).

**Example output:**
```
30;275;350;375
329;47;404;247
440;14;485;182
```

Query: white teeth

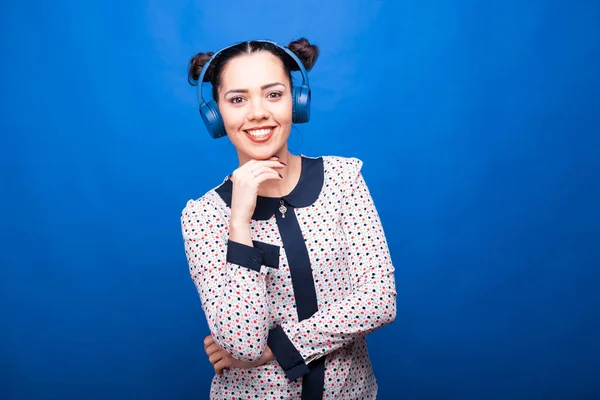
246;128;273;137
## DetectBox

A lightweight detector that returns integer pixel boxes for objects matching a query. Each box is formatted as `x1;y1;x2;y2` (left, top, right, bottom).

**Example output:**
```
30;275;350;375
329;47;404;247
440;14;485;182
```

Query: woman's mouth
244;127;275;143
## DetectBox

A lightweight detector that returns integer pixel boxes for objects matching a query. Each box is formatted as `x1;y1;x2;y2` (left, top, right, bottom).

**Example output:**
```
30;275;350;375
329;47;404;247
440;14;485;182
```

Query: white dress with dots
180;155;397;400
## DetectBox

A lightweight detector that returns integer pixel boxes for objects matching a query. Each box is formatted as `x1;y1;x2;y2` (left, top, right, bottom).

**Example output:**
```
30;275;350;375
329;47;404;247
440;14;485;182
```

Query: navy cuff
252;241;280;268
226;240;264;271
268;326;309;381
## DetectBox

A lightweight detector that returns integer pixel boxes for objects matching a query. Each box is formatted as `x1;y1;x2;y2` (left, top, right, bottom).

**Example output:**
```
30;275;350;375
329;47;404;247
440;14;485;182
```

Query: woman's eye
231;96;244;104
268;92;282;99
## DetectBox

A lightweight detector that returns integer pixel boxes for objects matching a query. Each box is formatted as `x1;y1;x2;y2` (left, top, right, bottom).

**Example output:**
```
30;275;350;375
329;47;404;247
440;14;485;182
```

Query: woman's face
217;51;293;163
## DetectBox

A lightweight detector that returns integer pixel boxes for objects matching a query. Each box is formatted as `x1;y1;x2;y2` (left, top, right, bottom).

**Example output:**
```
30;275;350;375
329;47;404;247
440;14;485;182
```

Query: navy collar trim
215;156;324;221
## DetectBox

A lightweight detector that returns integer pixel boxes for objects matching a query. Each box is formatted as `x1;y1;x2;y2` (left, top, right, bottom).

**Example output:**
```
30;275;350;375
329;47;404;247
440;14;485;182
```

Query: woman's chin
247;146;287;160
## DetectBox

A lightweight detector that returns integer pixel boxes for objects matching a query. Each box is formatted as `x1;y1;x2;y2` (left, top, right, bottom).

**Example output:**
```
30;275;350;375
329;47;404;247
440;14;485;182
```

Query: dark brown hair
187;38;319;102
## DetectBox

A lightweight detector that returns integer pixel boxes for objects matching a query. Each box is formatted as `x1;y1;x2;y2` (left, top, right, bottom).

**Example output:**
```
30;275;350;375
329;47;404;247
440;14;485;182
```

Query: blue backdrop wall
1;1;599;399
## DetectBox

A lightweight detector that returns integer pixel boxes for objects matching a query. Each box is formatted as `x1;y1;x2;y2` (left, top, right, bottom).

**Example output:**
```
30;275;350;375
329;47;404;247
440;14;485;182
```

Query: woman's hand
204;335;275;375
229;156;286;226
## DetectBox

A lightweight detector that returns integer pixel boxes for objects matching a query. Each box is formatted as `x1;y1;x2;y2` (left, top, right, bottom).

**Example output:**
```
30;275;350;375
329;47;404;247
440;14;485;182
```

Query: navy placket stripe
276;203;325;400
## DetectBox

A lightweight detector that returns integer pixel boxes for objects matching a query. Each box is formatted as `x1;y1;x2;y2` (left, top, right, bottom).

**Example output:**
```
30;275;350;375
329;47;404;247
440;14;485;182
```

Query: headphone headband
196;39;309;105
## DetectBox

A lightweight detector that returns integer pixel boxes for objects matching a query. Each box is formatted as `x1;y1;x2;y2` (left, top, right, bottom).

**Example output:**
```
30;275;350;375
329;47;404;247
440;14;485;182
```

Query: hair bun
187;51;214;86
287;38;319;71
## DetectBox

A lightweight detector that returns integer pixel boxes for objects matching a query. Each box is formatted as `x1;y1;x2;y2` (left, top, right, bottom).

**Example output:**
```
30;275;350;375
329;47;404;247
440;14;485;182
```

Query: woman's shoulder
180;180;228;219
315;154;364;183
320;154;363;171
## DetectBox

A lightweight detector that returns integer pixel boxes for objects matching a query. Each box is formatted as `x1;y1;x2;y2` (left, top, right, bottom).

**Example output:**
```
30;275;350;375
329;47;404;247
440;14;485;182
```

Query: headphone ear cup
292;85;311;124
199;99;226;139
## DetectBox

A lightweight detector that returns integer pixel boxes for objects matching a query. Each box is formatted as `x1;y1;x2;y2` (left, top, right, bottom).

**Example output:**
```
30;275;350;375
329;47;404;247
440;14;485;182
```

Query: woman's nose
247;99;269;121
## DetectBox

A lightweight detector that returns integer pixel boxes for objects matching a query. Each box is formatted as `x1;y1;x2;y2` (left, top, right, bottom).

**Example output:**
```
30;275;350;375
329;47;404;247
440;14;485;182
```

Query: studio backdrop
1;1;599;399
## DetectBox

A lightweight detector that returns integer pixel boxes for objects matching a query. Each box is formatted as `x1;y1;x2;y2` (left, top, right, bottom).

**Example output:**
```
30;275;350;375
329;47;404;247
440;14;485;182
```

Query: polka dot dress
180;155;397;399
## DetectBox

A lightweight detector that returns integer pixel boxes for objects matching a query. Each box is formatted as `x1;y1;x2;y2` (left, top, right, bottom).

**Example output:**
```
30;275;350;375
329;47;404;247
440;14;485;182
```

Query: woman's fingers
209;351;224;365
214;357;231;374
203;335;214;350
230;157;286;184
241;160;286;176
231;163;284;187
248;165;283;181
205;343;221;356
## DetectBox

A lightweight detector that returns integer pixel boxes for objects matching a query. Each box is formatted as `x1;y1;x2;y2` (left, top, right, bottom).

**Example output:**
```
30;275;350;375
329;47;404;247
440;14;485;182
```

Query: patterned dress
180;155;397;399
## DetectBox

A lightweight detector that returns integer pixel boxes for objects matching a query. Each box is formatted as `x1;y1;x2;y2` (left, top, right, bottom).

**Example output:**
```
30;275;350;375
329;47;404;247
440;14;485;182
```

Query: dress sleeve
181;197;279;362
267;159;397;379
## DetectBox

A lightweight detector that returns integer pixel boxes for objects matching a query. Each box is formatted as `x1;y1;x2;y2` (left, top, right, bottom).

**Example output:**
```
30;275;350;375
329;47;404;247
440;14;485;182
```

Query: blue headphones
196;40;311;139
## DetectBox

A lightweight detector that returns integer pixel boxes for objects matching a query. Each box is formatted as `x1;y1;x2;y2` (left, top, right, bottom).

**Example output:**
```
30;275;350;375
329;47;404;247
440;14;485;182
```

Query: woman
181;37;397;400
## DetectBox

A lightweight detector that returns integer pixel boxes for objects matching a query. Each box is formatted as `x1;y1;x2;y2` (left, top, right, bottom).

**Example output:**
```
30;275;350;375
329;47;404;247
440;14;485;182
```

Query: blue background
2;0;599;399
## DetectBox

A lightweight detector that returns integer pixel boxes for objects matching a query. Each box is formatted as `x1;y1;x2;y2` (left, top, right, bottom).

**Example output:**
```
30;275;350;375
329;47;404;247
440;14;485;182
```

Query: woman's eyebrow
224;82;285;96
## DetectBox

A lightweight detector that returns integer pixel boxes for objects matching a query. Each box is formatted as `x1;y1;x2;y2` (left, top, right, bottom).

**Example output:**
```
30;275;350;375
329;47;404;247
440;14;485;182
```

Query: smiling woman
181;38;397;400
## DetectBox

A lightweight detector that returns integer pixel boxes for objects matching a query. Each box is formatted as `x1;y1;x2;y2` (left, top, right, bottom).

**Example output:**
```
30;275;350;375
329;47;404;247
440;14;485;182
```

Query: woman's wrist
229;217;253;247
